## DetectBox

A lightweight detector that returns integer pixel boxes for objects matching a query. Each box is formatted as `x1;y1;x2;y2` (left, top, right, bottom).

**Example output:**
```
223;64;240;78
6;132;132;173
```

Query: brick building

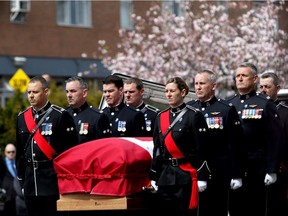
0;0;287;106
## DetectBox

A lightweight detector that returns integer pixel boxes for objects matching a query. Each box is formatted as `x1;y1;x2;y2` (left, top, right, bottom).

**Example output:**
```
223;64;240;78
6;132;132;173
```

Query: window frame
56;0;92;28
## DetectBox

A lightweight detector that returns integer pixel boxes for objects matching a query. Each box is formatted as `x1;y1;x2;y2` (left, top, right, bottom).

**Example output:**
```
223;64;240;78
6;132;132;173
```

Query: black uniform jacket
226;91;283;175
150;103;210;185
187;96;244;179
137;102;160;137
0;157;17;201
275;100;288;169
102;102;146;137
66;102;111;144
16;102;78;197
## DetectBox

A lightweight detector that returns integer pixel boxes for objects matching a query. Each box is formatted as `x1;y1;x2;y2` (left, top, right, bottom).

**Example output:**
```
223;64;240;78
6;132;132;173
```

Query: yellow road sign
9;68;30;93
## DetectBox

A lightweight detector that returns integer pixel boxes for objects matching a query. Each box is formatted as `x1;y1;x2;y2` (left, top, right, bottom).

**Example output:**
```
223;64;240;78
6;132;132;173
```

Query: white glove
264;173;277;186
230;178;242;190
151;180;158;191
197;181;207;192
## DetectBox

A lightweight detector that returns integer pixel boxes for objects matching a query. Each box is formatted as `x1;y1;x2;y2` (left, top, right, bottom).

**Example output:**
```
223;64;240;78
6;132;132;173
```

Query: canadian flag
53;137;153;196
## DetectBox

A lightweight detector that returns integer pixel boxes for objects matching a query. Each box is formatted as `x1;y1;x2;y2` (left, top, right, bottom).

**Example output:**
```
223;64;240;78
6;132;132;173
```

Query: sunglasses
6;151;15;154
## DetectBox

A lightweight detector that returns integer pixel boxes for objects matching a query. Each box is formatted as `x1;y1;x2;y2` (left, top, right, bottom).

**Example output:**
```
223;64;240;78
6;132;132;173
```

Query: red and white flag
53;137;153;196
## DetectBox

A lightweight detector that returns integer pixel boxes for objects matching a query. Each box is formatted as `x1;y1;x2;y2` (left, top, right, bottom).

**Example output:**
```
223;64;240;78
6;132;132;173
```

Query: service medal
146;120;151;131
83;123;89;135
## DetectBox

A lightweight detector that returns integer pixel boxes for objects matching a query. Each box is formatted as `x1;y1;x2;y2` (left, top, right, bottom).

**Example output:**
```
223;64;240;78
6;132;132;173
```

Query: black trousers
198;177;230;216
267;170;288;216
25;195;58;216
157;183;197;216
229;174;267;216
4;198;17;216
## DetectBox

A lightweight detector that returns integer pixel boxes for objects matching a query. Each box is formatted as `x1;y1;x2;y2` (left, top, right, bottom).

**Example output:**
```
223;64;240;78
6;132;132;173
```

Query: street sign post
8;68;30;93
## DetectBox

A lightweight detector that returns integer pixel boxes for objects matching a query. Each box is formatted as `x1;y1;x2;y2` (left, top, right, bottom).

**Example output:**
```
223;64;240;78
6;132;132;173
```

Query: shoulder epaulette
145;104;160;113
279;101;288;109
187;99;198;106
51;104;65;113
226;94;238;101
18;106;32;116
126;105;140;112
88;105;102;113
158;107;170;115
217;98;232;107
186;105;199;112
256;92;270;100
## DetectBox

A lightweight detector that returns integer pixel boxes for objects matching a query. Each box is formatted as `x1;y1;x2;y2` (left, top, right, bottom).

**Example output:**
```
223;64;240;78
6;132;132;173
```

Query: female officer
149;77;210;216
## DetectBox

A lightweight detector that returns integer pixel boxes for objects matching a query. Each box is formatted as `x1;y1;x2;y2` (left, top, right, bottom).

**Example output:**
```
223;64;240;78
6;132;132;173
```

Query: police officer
102;74;146;137
16;76;78;216
259;71;288;216
187;69;244;216
124;77;160;136
149;77;210;216
227;62;283;216
65;76;111;144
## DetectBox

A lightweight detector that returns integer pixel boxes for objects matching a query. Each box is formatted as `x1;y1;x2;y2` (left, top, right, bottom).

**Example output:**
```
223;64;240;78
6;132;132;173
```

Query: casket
53;137;153;197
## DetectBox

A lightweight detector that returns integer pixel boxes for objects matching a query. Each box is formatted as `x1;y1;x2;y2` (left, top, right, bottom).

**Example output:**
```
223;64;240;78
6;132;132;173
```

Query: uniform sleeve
15;116;22;167
281;108;288;169
132;111;146;137
15;115;28;180
264;100;284;173
226;106;245;179
193;111;210;181
149;115;162;181
54;111;78;154
96;113;111;139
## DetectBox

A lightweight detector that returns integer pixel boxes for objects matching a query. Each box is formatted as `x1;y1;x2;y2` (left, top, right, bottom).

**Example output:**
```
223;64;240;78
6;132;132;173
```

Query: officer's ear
82;88;88;97
140;88;144;97
253;75;259;84
118;86;124;96
212;82;217;91
44;88;50;97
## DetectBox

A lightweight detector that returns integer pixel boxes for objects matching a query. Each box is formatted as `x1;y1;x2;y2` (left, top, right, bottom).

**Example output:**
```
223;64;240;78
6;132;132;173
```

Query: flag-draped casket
53;137;153;196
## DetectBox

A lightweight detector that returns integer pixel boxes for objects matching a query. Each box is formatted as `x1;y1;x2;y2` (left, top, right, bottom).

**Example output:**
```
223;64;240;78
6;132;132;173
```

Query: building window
161;0;185;17
120;0;133;29
57;0;92;27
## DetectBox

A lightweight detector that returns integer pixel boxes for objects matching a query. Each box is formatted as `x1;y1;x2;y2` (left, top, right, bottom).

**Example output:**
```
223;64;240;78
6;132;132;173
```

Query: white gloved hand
142;180;158;192
151;180;158;192
197;181;207;192
264;173;277;186
230;178;242;190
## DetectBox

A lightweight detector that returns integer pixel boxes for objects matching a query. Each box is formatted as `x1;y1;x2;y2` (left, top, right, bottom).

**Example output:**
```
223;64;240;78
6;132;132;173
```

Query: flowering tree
97;0;288;97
